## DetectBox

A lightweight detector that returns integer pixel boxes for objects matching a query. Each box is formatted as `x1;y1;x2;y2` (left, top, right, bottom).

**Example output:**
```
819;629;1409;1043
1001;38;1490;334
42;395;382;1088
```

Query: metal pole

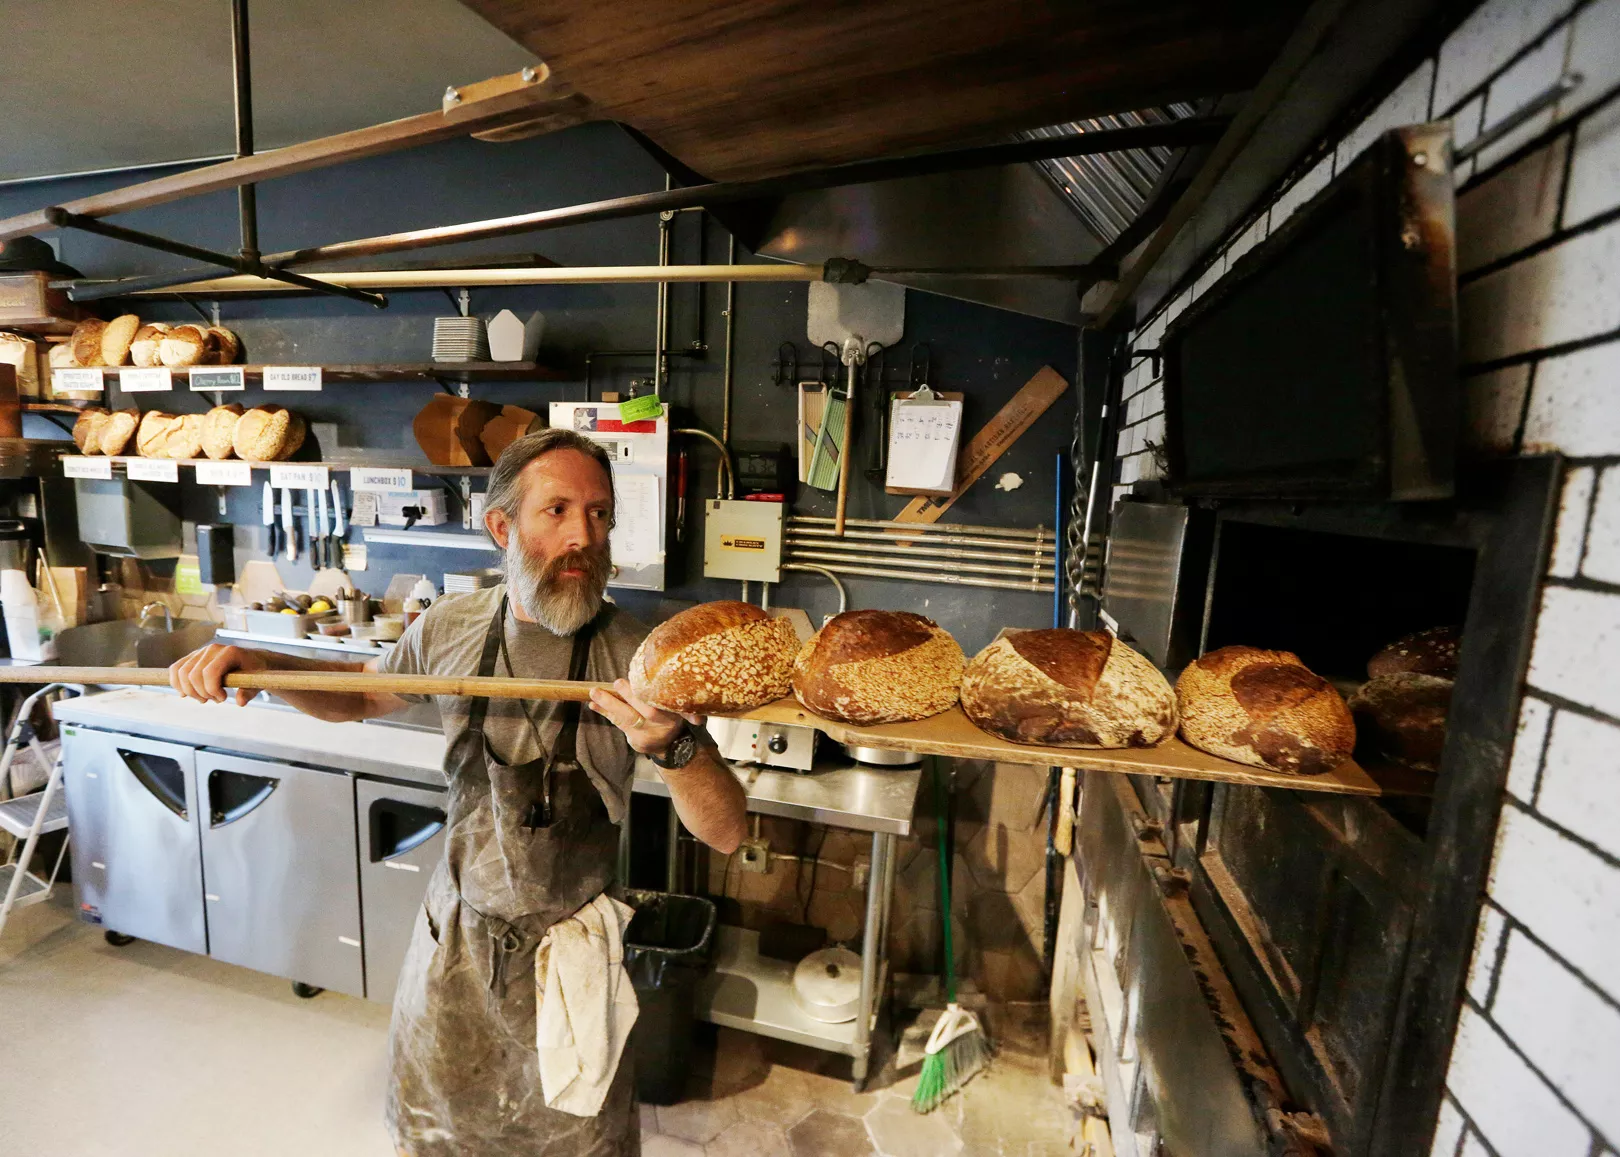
230;0;258;263
722;235;736;444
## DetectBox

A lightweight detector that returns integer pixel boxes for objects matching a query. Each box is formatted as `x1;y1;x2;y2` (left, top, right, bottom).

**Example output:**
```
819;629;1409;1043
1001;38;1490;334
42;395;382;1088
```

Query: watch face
660;731;696;768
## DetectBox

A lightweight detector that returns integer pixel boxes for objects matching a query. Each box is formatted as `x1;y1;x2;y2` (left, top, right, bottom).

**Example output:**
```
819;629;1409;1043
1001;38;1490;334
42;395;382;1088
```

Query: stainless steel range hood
739;107;1197;325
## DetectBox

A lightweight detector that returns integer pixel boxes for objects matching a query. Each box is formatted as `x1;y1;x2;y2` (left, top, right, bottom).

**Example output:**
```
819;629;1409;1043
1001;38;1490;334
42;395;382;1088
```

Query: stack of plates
443;567;504;593
432;317;489;362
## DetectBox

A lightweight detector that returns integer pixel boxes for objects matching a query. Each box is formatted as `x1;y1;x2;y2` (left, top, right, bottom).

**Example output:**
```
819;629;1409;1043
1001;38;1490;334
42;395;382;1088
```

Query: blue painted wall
5;124;1077;654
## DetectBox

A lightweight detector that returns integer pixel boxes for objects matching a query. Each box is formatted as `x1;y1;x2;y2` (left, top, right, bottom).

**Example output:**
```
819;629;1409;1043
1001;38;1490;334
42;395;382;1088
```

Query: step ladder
0;684;80;939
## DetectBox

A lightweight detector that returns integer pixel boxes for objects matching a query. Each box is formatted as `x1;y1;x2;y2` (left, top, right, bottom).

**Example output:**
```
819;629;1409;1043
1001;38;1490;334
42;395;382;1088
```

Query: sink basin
56;619;219;669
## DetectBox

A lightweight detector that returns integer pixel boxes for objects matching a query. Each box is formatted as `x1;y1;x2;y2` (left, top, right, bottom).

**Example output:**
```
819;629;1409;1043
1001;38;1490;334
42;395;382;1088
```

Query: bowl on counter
371;613;406;641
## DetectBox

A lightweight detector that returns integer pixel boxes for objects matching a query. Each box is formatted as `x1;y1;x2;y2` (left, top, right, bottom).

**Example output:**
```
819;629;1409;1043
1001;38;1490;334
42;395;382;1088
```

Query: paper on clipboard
885;396;963;494
611;473;662;566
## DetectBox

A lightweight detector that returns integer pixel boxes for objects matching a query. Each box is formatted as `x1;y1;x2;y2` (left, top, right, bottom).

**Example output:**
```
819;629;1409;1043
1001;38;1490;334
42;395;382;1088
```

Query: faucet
138;602;174;631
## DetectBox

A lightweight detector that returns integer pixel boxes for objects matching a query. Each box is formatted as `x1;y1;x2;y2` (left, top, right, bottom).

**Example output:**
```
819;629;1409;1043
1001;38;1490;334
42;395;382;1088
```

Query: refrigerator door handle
116;747;189;820
208;769;280;828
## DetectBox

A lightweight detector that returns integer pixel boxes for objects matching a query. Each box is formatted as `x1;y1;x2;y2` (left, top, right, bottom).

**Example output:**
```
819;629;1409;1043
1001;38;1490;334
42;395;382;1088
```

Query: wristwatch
651;724;698;770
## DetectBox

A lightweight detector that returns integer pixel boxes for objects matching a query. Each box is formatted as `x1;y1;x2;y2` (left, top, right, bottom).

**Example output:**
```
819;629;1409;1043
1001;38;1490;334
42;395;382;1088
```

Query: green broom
913;759;990;1113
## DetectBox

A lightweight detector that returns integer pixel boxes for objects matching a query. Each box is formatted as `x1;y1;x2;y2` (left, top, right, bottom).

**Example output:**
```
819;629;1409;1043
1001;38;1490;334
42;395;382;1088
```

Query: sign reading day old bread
119;367;172;392
62;456;113;479
127;458;179;483
195;460;253;486
189;367;245;391
262;366;322;391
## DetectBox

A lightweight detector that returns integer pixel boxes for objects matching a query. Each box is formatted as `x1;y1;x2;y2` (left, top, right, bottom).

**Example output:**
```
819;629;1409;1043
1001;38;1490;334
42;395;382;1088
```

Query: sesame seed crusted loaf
791;610;964;725
961;628;1176;748
629;600;799;714
1177;646;1356;775
1366;625;1461;679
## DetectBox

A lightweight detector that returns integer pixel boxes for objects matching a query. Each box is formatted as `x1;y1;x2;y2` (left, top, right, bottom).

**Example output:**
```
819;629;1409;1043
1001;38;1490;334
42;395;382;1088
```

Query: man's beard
504;532;610;635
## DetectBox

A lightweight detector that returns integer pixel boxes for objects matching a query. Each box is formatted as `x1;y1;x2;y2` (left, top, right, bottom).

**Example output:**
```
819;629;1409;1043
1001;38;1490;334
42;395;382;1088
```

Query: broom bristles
911;1019;990;1113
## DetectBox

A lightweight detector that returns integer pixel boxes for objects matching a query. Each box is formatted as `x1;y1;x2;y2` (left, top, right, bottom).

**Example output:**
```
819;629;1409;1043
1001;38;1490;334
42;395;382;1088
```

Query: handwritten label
617;394;663;423
189;367;245;392
349;467;414;492
62;456;113;479
52;368;104;394
127;458;180;483
196;460;253;486
263;366;322;391
269;463;330;488
119;367;172;392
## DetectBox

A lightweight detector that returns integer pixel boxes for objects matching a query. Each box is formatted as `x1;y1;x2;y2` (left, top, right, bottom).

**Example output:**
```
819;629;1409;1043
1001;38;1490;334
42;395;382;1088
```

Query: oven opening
1203;519;1477;834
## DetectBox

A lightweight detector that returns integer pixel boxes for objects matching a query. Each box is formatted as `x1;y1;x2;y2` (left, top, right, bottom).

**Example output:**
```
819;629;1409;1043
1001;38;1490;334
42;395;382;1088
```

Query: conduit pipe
673;427;735;500
778;557;1053;594
779;563;848;614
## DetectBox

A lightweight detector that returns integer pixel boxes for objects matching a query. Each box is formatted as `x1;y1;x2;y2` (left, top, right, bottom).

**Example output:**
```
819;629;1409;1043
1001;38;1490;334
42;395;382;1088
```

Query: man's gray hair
483;428;616;541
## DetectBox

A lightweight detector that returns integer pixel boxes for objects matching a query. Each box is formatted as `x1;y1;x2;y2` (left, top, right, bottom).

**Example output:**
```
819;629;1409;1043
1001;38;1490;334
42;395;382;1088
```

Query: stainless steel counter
632;757;922;836
52;689;447;787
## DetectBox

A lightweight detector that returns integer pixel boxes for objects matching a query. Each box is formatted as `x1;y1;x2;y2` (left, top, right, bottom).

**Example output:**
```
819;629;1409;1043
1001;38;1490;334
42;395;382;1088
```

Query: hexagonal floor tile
706;1118;793;1157
864;1092;964;1157
786;1109;875;1157
655;1096;739;1145
642;1134;705;1157
962;821;1046;893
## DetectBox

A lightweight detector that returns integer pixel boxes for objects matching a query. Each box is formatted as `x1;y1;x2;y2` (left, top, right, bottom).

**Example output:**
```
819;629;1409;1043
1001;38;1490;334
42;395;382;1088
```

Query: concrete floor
1;895;1072;1156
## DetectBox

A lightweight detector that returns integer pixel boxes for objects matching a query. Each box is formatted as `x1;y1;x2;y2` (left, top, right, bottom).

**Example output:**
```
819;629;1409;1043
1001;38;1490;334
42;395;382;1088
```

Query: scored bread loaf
1177;646;1355;775
100;314;141;366
1367;626;1461;678
201;403;244;459
629;601;799;714
1349;672;1452;772
232;404;304;460
129;323;171;367
158;324;209;368
71;319;107;367
791;610;964;724
136;411;205;459
72;406;110;454
961;629;1176;748
98;407;140;456
206;326;240;365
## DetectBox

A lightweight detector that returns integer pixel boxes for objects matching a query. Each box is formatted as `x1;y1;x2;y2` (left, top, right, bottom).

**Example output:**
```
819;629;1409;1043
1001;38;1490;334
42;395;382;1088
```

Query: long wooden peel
0;665;1425;798
0;666;611;702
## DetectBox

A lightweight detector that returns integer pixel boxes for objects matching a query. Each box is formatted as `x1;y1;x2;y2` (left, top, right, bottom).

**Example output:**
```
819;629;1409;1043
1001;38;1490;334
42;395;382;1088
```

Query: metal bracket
1126;347;1163;378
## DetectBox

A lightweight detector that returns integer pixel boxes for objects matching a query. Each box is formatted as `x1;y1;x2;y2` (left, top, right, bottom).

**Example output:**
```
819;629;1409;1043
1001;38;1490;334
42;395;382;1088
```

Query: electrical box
550;401;668;592
732;441;794;498
707;715;818;772
703;499;783;582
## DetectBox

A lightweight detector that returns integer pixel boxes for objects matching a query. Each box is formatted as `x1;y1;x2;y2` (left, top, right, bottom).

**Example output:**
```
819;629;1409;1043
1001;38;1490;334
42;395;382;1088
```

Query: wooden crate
0;271;86;332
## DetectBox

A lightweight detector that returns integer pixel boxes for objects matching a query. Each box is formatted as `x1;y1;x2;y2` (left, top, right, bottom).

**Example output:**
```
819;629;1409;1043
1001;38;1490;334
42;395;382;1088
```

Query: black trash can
622;889;718;1105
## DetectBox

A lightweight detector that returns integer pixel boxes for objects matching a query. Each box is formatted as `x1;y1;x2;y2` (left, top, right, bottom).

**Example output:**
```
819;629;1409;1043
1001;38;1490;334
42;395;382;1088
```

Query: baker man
169;428;747;1156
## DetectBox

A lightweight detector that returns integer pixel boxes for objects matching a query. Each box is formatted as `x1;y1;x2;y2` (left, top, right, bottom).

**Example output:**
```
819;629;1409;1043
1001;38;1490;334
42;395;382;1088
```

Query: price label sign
53;368;104;394
127;458;180;483
62;455;113;480
617;394;663;422
269;463;330;488
196;460;253;486
189;367;245;392
263;366;322;391
350;467;414;492
119;367;173;392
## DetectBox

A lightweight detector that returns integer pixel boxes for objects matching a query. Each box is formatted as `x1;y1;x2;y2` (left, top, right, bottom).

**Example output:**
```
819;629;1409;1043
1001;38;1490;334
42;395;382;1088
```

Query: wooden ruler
894;364;1070;524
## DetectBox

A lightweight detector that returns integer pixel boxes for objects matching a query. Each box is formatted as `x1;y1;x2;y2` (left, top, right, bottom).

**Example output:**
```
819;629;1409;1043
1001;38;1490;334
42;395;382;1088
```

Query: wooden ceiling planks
458;0;1302;181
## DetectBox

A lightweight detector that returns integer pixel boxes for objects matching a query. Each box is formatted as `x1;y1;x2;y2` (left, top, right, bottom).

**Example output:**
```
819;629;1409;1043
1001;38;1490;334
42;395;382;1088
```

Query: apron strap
464;593;509;744
551;612;598;767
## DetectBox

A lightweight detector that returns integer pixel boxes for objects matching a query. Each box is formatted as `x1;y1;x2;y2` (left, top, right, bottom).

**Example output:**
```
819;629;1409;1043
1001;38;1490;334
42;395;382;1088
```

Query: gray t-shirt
378;583;649;823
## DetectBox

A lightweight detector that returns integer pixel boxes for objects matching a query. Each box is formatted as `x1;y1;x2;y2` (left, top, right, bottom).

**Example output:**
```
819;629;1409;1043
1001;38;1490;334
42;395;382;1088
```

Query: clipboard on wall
884;390;964;496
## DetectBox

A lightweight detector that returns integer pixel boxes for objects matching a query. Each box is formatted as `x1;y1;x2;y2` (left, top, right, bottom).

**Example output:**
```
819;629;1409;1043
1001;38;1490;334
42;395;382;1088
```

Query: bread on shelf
961;628;1176;748
1177;646;1355;775
100;314;141;367
98;407;140;456
1366;625;1461;678
72;406;110;454
70;319;107;368
47;341;78;369
792;609;964;724
629;601;799;714
206;326;241;365
1349;672;1452;772
136;411;206;460
232;404;304;461
129;323;171;367
158;325;209;368
201;403;245;459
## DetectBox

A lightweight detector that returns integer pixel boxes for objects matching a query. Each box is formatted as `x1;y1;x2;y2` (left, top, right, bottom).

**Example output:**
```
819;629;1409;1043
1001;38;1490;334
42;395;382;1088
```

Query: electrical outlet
738;837;771;874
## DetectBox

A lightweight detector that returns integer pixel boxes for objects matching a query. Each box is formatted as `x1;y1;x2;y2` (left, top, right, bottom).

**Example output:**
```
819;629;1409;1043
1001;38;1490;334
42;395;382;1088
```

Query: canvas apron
386;597;634;1157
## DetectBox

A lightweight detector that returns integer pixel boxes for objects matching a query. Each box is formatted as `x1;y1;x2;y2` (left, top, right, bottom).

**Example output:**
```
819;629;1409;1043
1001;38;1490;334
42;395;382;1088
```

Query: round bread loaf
48;341;78;369
206;326;240;365
201;403;244;459
1367;625;1460;679
233;404;303;460
72;406;110;454
961;629;1176;748
100;314;141;366
98;407;139;456
1177;646;1355;775
791;610;964;724
1349;672;1452;771
159;325;209;368
276;411;307;459
136;411;179;457
71;319;107;367
629;601;799;714
129;323;170;367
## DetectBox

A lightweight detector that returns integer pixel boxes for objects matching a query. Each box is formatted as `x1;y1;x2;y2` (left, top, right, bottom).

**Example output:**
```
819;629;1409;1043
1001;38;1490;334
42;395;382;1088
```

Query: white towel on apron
535;893;639;1117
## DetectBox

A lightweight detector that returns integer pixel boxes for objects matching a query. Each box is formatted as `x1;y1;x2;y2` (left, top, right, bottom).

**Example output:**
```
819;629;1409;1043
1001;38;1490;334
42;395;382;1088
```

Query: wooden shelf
732;700;1431;798
78;361;570;384
72;455;491;477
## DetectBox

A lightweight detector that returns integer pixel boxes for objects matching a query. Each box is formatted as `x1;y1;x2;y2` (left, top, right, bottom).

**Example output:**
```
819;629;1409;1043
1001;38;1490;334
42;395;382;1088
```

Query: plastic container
622;889;718;1105
1;569;53;662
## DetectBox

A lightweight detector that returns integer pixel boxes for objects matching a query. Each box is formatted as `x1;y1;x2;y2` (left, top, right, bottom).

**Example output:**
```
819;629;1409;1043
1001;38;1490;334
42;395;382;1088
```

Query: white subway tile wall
1107;0;1620;1149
